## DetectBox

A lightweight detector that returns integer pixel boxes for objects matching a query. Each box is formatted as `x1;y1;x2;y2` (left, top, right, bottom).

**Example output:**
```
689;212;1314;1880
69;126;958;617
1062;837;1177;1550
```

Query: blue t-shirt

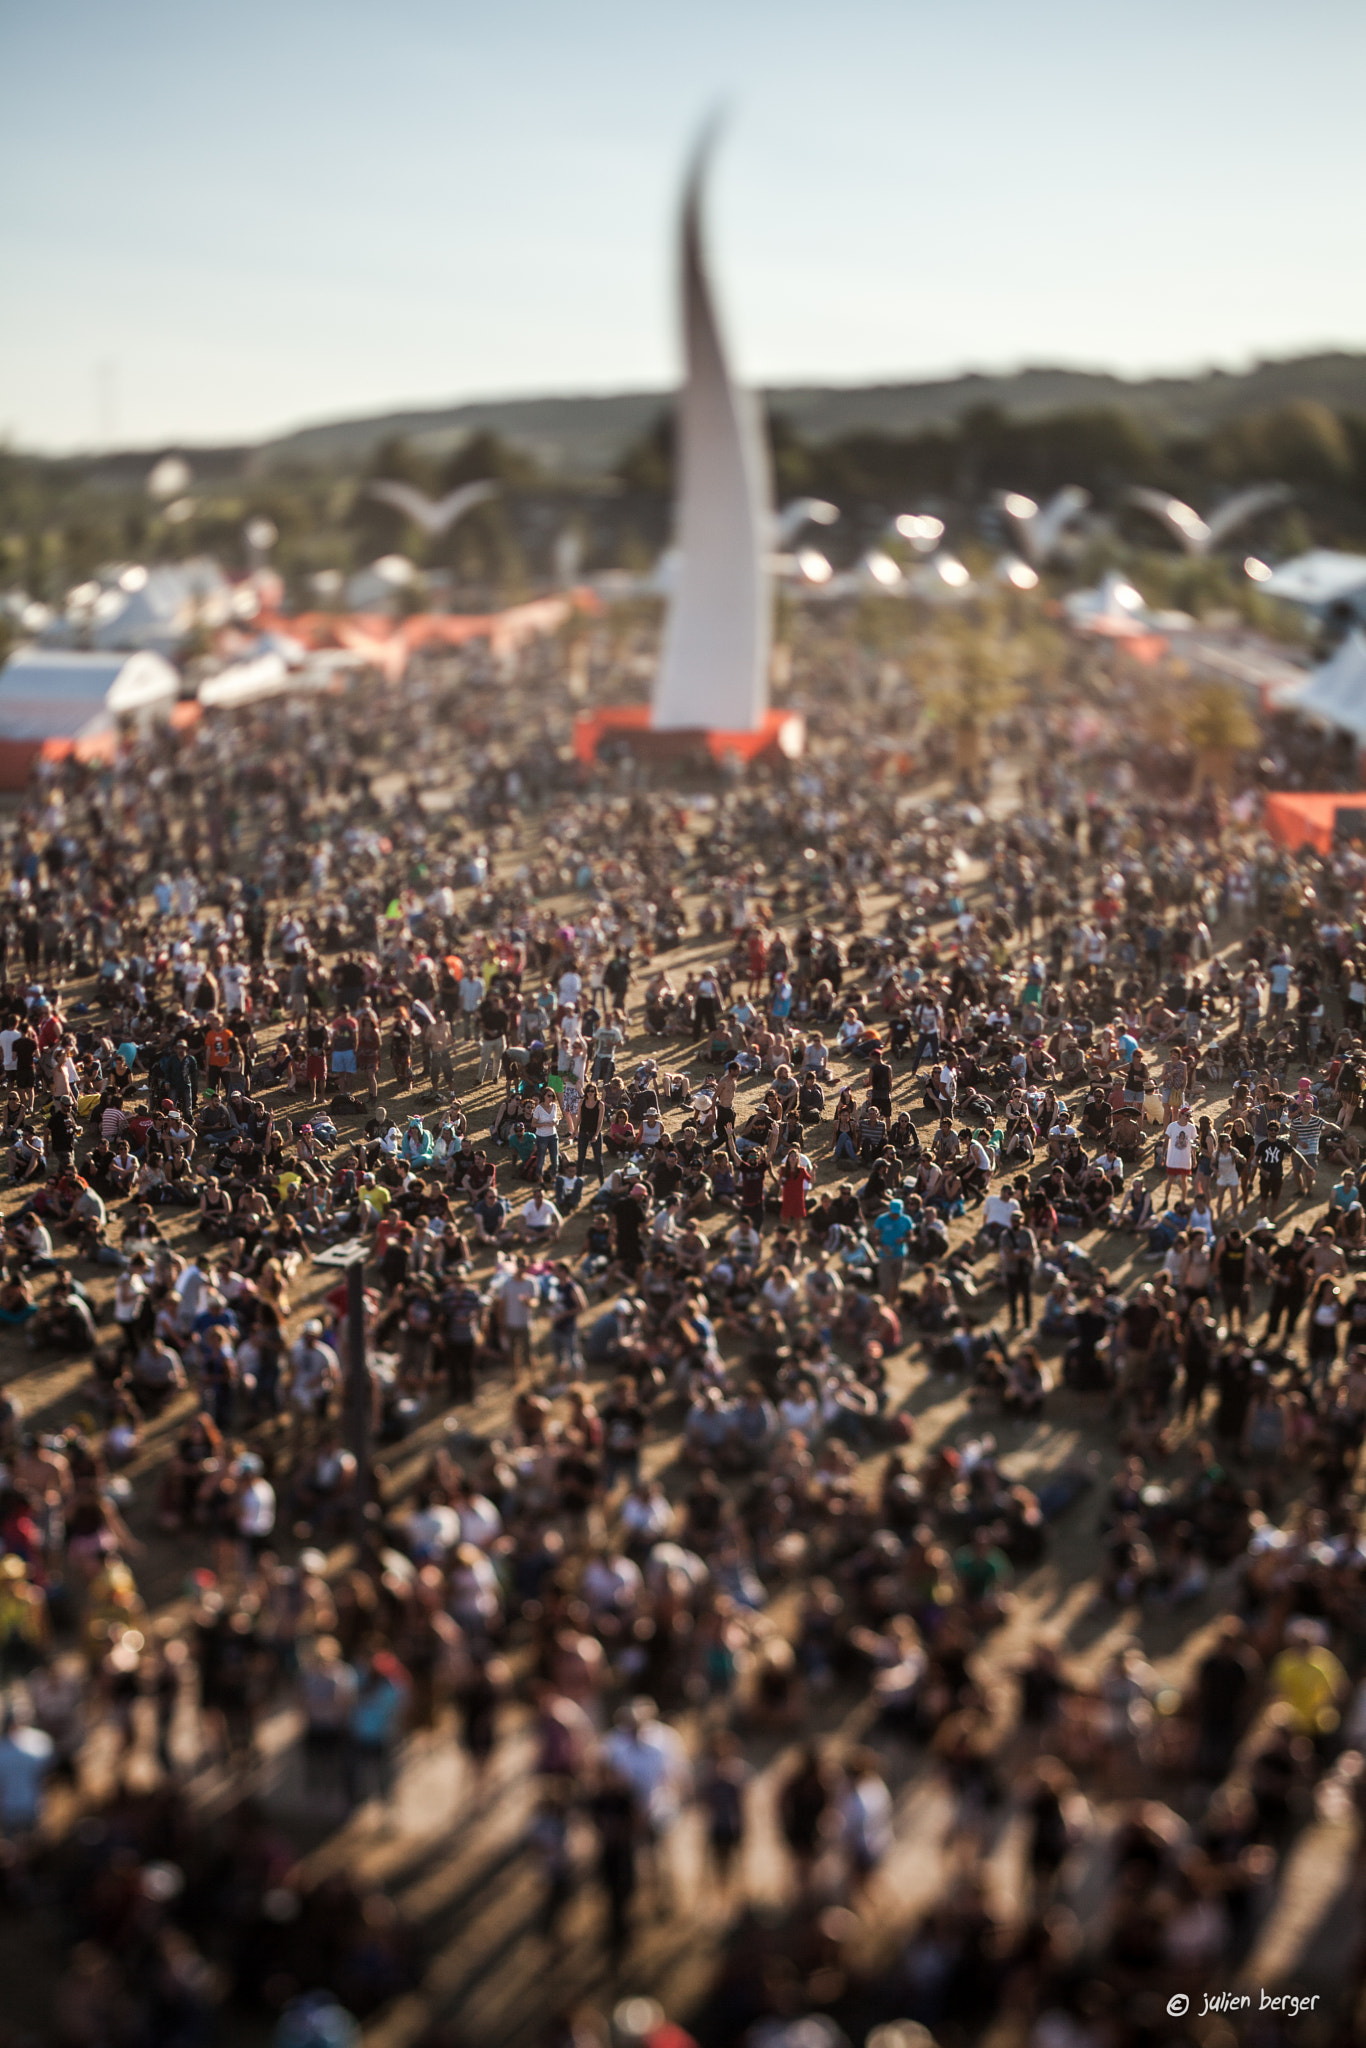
874;1209;913;1255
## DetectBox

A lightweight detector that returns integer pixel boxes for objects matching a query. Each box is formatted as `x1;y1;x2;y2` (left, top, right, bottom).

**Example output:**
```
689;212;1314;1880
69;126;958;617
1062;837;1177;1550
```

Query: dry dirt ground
1;804;1360;2047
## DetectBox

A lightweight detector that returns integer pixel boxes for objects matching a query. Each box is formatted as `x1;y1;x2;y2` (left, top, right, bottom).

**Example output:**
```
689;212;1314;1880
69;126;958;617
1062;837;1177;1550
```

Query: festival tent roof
1060;572;1168;660
197;650;353;709
261;589;601;684
1264;789;1366;856
1259;551;1366;614
1293;629;1366;741
0;649;180;738
0;648;182;788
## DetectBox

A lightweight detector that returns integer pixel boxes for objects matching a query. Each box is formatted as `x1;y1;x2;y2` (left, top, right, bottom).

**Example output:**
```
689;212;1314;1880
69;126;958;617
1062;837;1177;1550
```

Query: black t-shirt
738;1159;768;1211
1198;1647;1255;1724
614;1197;645;1253
601;1398;643;1453
1256;1138;1287;1177
1270;1242;1306;1287
1219;1240;1248;1288
1074;1307;1109;1359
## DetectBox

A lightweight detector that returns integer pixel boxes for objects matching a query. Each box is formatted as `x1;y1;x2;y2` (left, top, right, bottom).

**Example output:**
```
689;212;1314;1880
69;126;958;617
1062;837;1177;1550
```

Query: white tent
1293;629;1366;741
42;559;233;657
1062;571;1152;636
1259;551;1366;617
91;561;232;653
0;649;181;785
197;649;347;709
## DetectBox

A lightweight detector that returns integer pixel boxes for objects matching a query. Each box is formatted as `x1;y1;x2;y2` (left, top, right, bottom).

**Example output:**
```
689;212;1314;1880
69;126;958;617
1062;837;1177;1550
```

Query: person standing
779;1145;813;1223
575;1082;605;1182
779;1746;833;1894
300;1636;359;1813
910;993;943;1073
727;1130;772;1240
866;1049;893;1119
329;1006;358;1097
999;1217;1038;1334
304;1005;331;1104
1263;1227;1310;1343
872;1195;914;1302
345;1650;410;1811
1214;1226;1251;1333
696;1729;751;1890
0;1704;54;1838
1255;1120;1289;1219
356;1003;383;1103
1163;1102;1195;1200
591;1763;639;1959
532;1087;561;1185
530;1784;577;1944
497;1254;538;1380
478;989;509;1085
442;1277;483;1403
424;1005;454;1096
1287;1097;1340;1197
155;1035;199;1117
1306;1275;1342;1386
289;1318;341;1443
840;1750;895;1893
695;969;720;1039
602;1697;692;1918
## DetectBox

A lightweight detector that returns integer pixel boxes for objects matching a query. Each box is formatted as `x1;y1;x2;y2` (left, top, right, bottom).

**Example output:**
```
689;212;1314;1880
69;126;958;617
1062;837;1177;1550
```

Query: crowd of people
0;652;1363;2048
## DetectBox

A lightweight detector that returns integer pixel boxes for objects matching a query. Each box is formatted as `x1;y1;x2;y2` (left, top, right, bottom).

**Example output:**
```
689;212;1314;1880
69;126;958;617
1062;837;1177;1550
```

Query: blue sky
3;0;1365;451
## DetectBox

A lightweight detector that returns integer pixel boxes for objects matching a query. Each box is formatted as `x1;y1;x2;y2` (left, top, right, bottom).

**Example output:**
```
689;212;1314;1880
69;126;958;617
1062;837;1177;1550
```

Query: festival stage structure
575;133;803;770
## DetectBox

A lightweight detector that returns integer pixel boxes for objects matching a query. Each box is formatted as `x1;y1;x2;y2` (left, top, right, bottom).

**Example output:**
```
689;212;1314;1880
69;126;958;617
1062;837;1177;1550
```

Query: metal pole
345;1257;370;1545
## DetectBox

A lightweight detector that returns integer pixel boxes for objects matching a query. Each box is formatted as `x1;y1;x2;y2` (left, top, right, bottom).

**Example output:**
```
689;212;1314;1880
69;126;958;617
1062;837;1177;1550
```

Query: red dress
780;1166;811;1220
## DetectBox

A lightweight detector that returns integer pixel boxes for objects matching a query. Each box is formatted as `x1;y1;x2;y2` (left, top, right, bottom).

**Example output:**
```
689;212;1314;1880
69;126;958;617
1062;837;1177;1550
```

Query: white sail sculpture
652;135;773;733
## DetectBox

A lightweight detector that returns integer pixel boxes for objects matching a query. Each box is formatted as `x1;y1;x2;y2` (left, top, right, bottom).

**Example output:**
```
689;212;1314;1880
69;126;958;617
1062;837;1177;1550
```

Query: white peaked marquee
652;135;773;734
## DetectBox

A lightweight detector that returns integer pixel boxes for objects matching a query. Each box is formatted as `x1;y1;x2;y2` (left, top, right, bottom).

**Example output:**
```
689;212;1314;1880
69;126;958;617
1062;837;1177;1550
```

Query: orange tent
1264;790;1366;854
260;589;601;685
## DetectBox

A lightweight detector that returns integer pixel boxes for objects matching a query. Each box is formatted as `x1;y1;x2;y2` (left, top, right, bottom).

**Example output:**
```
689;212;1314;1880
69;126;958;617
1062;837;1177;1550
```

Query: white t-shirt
237;1478;277;1538
602;1718;691;1831
406;1503;460;1559
458;1494;503;1550
1165;1119;1195;1171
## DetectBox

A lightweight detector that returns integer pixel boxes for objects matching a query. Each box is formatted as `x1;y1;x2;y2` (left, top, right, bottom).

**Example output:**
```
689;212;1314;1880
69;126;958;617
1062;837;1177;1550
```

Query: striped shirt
1289;1112;1330;1157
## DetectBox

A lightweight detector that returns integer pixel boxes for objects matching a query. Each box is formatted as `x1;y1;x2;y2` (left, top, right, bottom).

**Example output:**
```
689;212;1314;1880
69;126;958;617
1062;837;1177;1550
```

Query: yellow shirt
1270;1645;1346;1733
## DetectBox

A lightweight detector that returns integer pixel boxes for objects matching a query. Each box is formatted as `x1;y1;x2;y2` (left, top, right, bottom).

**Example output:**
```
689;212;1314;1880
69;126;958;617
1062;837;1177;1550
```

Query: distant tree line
3;393;1365;609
